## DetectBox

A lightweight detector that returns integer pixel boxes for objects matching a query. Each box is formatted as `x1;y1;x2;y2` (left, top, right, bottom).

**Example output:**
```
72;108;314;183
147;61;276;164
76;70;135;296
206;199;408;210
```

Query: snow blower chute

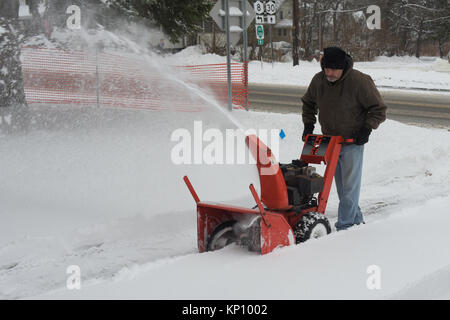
183;134;353;254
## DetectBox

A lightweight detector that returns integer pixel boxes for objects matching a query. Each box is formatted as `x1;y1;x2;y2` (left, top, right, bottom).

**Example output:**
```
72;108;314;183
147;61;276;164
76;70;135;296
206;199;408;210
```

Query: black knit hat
322;47;346;69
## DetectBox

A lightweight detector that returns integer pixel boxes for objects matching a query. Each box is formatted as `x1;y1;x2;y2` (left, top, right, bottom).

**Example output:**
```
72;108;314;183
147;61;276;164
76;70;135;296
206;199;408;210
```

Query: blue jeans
334;144;365;231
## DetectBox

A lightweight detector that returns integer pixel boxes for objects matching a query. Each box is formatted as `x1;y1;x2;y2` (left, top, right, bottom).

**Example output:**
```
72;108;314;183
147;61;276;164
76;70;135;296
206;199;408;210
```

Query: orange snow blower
183;134;353;255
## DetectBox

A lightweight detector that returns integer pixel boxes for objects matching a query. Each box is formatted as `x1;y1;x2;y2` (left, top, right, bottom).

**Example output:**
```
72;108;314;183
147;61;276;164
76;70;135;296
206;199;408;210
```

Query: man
301;47;387;231
0;0;40;133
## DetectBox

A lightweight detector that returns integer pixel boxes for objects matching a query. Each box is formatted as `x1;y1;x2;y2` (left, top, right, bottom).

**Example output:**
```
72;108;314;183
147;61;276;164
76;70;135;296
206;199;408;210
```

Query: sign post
225;0;233;111
210;0;255;112
242;0;249;111
265;1;276;67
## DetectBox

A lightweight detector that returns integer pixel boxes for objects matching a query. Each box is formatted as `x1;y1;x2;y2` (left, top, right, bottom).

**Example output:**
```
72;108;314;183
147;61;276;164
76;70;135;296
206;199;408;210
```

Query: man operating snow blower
301;46;387;231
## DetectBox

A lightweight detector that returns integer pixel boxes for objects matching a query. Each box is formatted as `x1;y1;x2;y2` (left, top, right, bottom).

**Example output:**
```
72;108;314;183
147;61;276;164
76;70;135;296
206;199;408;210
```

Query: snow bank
165;46;226;66
248;56;450;90
37;194;450;300
167;46;450;90
373;55;428;64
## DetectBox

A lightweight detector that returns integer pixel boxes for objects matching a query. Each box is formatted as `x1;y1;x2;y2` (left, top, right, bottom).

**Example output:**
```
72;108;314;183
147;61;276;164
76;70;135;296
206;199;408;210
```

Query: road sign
210;0;256;46
266;15;276;24
265;1;276;15
258;39;264;45
254;1;278;25
256;24;264;39
255;15;276;24
254;1;264;15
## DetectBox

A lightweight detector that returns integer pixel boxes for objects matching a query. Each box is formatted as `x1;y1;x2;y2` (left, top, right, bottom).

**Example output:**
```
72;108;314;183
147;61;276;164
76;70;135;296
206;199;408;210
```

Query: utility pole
225;0;233;111
292;0;300;66
269;24;274;67
210;0;255;112
242;0;249;110
212;22;216;53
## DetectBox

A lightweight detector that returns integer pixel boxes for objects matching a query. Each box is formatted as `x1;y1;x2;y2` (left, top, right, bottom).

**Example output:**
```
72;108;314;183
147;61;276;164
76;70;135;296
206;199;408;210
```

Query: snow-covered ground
1;44;450;300
167;46;450;91
0;90;258;299
28;109;450;300
248;55;450;91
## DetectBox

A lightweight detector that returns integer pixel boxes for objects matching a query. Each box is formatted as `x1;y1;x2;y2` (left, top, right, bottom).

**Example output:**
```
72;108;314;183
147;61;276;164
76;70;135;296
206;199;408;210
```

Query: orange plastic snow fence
21;47;249;112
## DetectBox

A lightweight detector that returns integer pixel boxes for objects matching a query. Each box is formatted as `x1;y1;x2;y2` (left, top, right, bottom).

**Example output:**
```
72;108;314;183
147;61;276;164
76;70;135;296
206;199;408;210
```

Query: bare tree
388;0;449;58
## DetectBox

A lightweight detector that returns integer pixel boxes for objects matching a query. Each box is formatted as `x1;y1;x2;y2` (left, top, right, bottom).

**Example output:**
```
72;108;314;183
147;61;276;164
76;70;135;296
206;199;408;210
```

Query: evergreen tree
45;0;123;31
105;0;213;42
0;0;40;133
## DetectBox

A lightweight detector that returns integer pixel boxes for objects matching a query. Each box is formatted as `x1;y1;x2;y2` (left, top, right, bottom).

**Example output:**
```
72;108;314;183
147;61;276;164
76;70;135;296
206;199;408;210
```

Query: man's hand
302;124;314;141
353;126;372;145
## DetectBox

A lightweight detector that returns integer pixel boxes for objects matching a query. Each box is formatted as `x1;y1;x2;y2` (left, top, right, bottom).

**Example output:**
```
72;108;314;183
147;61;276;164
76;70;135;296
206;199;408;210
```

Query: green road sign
258;39;264;45
256;24;264;40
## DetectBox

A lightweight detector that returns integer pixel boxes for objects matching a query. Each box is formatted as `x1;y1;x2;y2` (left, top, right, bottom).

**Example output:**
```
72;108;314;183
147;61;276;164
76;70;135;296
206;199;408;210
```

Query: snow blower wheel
294;212;331;244
206;221;238;251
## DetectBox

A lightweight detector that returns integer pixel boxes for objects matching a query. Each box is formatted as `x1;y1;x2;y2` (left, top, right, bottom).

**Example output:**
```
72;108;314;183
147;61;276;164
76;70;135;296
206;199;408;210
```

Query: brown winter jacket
302;55;387;139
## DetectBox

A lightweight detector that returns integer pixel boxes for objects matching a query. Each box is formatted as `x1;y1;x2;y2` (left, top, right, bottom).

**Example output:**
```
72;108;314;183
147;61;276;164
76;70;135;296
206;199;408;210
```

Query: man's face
324;68;343;82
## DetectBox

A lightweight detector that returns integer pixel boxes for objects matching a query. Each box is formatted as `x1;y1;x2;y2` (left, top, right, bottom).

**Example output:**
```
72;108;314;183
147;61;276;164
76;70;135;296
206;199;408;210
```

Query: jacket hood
341;54;354;78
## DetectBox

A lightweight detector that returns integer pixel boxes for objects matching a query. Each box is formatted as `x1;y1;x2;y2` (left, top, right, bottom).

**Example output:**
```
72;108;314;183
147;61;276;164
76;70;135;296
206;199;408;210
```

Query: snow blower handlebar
341;138;354;145
183;176;272;228
301;134;354;213
183;176;200;204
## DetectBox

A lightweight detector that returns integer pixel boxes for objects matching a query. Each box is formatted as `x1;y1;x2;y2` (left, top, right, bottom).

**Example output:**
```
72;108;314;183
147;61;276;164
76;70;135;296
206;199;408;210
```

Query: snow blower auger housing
183;134;353;255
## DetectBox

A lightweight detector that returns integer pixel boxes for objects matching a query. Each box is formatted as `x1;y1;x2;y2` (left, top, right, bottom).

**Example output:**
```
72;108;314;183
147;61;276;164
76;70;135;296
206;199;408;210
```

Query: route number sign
265;1;276;15
254;1;264;15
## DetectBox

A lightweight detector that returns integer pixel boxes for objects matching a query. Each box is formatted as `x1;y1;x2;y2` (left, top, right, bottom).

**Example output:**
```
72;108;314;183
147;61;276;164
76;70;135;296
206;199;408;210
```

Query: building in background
274;0;292;43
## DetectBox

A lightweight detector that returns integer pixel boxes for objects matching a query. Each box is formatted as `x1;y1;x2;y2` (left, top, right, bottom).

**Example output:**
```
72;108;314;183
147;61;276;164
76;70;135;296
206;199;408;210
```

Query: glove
354;126;372;145
302;124;314;141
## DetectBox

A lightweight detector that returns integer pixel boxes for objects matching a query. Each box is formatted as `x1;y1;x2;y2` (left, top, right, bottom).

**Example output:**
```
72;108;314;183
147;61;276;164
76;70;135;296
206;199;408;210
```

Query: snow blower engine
183;134;353;255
